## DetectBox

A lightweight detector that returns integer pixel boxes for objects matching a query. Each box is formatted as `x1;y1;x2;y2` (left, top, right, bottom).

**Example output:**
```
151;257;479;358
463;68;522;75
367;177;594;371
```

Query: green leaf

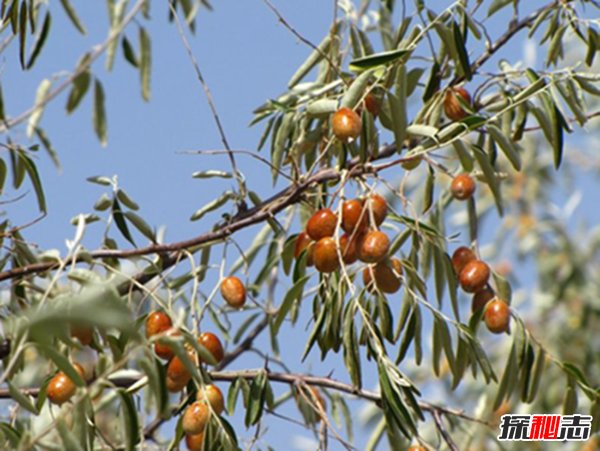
113;197;136;246
139;26;151;101
124;211;155;242
93;79;108;146
487;124;521;171
342;301;361;387
7;380;38;414
66;70;91;114
471;144;503;216
452;20;471;80
93;193;112;210
106;0;126;71
245;371;267;426
273;275;310;335
271;111;294;183
487;0;512;17
122;36;138;67
86;175;112;186
288;34;331;88
349;48;412;71
192;170;233;179
116;188;139;210
190;191;234;221
59;0;86;34
27;78;52;138
0;159;6;194
0;423;21;448
117;390;140;451
341;69;374;109
493;343;517;410
19;153;46;213
57;418;84;451
26;11;51;69
37;345;85;387
34;127;61;170
306;98;338;117
227;378;241;415
18;1;26;69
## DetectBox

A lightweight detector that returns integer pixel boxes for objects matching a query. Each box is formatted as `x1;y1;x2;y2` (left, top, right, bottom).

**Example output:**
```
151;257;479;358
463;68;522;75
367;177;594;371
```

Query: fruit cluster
145;312;226;449
295;194;403;294
451;247;511;334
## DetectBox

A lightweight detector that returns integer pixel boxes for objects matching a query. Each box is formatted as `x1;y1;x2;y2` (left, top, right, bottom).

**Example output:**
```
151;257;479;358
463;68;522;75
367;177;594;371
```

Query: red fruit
357;231;390;263
47;363;85;405
306;208;337;241
166;375;189;393
472;285;495;313
451;246;476;275
444;86;472;121
71;326;93;346
196;384;225;415
364;93;381;116
407;446;426;451
220;276;246;308
182;401;210;435
484;299;511;334
294;232;315;266
339;233;359;264
451;174;476;200
341;199;367;234
154;328;181;361
166;352;193;385
332;107;362;143
363;258;403;293
185;432;205;451
198;332;224;365
365;194;387;226
459;260;490;293
313;237;340;273
145;311;172;338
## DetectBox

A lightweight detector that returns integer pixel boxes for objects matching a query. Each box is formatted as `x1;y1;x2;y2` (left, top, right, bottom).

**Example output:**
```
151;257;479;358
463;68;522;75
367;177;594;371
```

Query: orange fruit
306;208;337;241
332;107;362;143
220;276;246;308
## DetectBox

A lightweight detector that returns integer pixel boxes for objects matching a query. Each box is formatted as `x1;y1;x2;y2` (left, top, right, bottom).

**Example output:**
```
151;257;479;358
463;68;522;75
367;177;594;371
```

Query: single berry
357;231;390;263
451;246;476;275
365;194;388;226
166;375;189;393
339;233;359;264
364;93;381;116
166;351;194;385
70;326;93;346
198;332;224;365
407;446;426;451
154;328;181;361
47;363;85;405
484;299;511;334
306;208;338;241
313;237;340;273
472;285;495;313
451;174;476;201
459;260;490;293
145;311;172;339
185;432;205;451
341;199;367;234
196;384;225;415
332;107;362;143
294;232;315;266
444;86;472;121
182;401;210;435
363;258;403;293
220;276;246;308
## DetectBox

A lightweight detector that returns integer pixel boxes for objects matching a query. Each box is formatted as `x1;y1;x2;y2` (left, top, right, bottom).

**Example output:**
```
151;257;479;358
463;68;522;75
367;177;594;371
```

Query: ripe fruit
341;199;367;234
220;276;246;308
332;107;362;143
444;86;472;121
459;260;490;293
306;208;337;241
166;352;193;385
182;401;210;435
339;233;359;264
196;384;225;415
185;432;205;451
451;173;476;200
363;258;403;294
198;332;224;365
472;285;495;313
365;194;387;226
313;237;341;273
47;363;85;405
451;246;476;275
364;93;381;116
407;446;426;451
294;232;314;266
401;156;422;170
145;311;173;338
71;326;93;346
484;299;511;334
357;231;390;263
166;375;189;393
154;328;181;361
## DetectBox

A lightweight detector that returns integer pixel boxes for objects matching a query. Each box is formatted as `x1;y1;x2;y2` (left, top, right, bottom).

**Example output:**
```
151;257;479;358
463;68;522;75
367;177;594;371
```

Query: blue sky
4;1;600;450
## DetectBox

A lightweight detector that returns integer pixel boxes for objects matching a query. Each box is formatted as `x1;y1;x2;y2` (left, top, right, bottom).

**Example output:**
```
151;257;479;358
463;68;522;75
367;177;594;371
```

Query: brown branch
0;367;492;429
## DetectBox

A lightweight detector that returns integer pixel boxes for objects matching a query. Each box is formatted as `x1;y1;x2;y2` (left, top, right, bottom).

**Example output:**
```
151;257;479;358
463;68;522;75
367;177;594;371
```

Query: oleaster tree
0;0;599;450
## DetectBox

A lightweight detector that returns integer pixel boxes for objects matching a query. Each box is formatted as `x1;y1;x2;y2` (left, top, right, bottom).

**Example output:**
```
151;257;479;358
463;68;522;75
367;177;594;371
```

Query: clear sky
3;1;600;450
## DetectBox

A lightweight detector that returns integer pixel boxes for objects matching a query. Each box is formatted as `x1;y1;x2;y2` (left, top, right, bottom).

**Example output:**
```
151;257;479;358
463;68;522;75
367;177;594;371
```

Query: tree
0;0;599;449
